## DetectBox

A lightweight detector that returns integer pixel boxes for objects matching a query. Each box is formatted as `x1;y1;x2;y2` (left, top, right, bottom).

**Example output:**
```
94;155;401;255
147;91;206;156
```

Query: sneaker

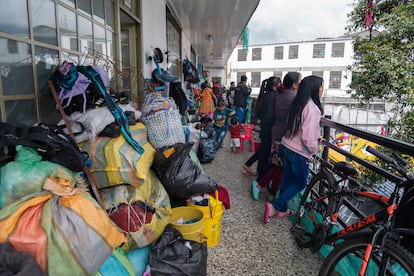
252;180;260;200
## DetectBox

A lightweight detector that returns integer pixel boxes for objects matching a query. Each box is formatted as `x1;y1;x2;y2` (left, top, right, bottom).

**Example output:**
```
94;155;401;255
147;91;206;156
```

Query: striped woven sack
0;192;126;275
82;123;156;189
141;109;185;149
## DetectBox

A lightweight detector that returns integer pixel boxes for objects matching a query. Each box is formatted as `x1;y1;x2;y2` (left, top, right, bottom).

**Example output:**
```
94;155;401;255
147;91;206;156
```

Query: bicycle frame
308;185;414;275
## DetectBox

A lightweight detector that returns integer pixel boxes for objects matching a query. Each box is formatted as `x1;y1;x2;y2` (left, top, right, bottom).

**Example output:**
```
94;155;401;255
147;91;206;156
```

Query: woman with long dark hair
264;75;324;222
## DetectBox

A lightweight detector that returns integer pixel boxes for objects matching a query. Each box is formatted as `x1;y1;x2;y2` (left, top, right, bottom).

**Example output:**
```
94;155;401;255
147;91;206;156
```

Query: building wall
227;38;354;96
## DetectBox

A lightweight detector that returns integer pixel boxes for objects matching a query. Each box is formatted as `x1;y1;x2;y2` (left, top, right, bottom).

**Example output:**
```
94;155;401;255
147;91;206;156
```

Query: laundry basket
187;190;224;247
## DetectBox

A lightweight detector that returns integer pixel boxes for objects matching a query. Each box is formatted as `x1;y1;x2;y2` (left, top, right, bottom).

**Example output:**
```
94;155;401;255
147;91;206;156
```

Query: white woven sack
142;109;185;149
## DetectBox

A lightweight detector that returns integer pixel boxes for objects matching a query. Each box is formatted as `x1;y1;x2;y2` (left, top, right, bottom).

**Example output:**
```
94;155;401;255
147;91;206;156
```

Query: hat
241;75;247;82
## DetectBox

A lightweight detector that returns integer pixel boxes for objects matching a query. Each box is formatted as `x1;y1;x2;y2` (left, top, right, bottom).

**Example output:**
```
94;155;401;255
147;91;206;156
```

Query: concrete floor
201;138;324;275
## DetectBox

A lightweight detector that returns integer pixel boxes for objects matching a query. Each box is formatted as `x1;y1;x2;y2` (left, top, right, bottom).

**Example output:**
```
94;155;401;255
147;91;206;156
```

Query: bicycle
291;146;414;275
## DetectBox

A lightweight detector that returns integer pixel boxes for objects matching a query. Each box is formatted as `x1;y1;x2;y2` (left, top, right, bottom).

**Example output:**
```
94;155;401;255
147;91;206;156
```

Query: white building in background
227;36;391;132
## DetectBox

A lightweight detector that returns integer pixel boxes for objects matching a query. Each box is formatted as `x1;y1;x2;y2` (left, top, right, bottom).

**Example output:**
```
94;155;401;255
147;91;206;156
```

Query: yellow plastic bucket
170;206;205;243
188;190;224;247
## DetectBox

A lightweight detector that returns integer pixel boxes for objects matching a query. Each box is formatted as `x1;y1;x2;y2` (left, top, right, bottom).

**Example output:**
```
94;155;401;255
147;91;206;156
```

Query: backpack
0;122;86;172
197;138;216;163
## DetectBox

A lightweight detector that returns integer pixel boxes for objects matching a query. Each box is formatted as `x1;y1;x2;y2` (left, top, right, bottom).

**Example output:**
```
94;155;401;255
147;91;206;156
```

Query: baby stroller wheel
153;48;164;63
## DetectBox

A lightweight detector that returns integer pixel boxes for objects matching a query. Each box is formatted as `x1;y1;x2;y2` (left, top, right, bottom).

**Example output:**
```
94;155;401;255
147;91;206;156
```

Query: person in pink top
264;75;324;222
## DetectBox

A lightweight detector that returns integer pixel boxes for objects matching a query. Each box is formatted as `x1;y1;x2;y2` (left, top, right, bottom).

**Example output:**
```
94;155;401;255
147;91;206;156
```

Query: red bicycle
292;146;414;275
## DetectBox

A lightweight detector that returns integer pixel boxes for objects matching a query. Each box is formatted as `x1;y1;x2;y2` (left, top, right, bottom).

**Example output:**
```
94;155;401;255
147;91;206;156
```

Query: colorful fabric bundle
82;123;155;189
141;93;176;117
0;192;126;275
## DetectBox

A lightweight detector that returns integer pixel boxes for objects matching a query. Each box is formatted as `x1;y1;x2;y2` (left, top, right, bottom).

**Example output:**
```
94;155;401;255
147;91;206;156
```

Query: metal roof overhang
167;0;260;69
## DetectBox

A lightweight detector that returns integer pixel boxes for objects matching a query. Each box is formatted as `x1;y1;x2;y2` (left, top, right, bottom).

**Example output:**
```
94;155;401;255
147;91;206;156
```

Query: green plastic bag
0;146;77;208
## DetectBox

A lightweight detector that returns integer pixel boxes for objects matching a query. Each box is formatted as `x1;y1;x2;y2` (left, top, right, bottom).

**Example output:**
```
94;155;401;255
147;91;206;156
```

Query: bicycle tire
293;168;336;250
153;47;163;63
319;237;414;276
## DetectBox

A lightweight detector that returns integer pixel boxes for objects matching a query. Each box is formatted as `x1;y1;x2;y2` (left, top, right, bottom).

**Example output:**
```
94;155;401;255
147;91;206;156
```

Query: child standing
229;116;242;152
213;100;235;149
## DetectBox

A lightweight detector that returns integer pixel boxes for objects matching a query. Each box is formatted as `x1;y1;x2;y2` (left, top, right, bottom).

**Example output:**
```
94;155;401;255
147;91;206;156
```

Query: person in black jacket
234;75;251;123
255;76;281;180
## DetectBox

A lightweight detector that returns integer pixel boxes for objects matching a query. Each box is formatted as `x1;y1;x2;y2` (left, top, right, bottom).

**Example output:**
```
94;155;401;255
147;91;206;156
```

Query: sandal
275;209;296;219
264;202;275;224
252;180;260;201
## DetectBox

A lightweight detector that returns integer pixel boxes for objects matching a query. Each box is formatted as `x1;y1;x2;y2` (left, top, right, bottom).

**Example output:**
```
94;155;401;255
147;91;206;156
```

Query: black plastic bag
149;224;207;276
152;143;218;200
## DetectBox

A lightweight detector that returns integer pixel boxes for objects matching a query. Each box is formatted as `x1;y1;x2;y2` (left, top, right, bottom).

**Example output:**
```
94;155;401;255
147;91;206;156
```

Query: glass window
312;71;324;78
7;40;18;54
0;1;29;38
237;72;246;83
251;72;261;88
5;99;37;127
60;0;75;8
237;49;247;61
252;48;261;61
93;0;105;24
313;43;325;58
61;52;79;64
78;0;91;15
166;10;181;76
79;16;93;53
273;71;282;79
329;71;342;89
332;42;345;57
32;0;57;45
36;46;60;123
58;5;77;51
105;0;114;29
288;45;298;59
0;38;34;95
94;23;105;54
274;46;283;60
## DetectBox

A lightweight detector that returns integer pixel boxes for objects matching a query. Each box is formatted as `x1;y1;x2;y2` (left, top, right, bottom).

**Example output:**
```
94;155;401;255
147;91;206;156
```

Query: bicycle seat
334;162;358;177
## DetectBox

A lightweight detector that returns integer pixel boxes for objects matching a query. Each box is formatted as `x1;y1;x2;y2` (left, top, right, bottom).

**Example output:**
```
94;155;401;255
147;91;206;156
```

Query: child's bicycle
291;146;414;275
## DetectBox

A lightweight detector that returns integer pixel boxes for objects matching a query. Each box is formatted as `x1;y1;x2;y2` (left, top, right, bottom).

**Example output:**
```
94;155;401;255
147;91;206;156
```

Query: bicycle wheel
319;237;414;276
292;168;336;250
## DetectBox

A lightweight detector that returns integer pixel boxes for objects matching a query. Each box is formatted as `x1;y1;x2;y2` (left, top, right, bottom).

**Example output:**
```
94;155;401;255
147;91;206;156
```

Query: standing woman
264;75;324;222
198;82;217;119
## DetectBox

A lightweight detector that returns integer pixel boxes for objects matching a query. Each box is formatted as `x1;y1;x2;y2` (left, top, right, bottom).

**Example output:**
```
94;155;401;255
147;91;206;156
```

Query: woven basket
142;109;185;149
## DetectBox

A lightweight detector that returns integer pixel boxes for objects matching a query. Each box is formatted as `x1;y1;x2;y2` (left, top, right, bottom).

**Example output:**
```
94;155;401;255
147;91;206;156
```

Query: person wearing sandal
264;76;324;223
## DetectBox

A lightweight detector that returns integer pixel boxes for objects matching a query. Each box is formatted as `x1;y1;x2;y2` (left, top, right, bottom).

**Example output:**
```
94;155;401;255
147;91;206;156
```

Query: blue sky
247;0;355;45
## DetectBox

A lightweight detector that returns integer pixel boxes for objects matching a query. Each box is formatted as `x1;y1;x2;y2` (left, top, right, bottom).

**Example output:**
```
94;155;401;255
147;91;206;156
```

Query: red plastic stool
239;124;255;153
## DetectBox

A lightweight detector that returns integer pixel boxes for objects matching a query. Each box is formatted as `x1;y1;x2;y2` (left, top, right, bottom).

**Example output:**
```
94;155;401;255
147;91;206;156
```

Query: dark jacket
258;91;277;130
271;88;297;142
234;81;251;107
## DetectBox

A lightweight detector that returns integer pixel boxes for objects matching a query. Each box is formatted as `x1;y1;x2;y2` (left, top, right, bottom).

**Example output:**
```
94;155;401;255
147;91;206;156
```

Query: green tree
347;0;414;143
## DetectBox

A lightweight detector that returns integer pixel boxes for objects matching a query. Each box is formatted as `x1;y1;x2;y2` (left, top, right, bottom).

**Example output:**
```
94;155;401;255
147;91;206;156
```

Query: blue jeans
214;128;227;148
271;145;309;212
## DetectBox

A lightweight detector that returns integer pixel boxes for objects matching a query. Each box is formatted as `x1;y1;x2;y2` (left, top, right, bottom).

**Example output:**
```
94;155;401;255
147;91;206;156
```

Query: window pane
313;43;325;58
79;16;93;53
312;71;323;78
237;49;247;61
251;72;261;88
32;0;57;45
59;5;77;51
274;46;283;60
36;46;59;123
93;0;105;24
5;99;37;127
237;72;246;83
288;45;298;59
0;38;34;95
332;42;345;58
60;0;75;8
94;24;105;54
273;71;282;79
0;1;29;38
252;48;261;61
329;71;342;89
105;0;114;28
78;0;91;15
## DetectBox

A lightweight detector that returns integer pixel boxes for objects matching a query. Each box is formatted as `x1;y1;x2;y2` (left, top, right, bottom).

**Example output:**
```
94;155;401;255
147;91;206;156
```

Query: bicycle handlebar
366;146;395;165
